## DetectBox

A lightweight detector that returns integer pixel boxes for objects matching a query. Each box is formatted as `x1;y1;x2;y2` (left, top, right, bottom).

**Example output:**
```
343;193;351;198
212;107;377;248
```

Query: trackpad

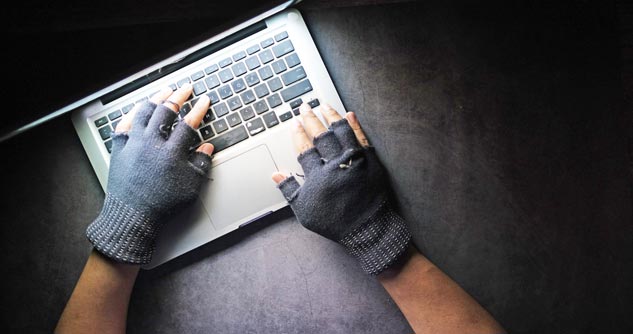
200;145;285;230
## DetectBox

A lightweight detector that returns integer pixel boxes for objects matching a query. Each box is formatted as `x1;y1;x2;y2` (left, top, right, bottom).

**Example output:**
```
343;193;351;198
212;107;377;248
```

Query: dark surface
1;0;631;333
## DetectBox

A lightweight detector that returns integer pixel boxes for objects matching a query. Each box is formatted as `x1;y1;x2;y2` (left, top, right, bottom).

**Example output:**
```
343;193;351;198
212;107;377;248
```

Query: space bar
209;126;249;153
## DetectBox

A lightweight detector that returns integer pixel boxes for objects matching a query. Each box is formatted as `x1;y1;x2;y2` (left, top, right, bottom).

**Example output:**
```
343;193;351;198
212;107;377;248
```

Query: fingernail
348;112;358;123
200;143;214;156
181;82;192;89
300;103;311;114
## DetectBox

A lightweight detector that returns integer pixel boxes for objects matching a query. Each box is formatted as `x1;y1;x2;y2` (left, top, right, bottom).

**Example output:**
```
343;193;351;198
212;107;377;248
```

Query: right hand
272;103;411;275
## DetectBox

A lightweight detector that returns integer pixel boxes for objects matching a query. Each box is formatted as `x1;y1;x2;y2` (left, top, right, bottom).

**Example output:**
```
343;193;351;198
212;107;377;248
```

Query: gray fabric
86;101;211;264
277;119;411;275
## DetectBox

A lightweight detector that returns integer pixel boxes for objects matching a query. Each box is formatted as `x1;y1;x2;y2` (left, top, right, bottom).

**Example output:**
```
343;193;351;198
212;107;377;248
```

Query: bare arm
57;84;214;333
55;250;139;334
378;246;506;334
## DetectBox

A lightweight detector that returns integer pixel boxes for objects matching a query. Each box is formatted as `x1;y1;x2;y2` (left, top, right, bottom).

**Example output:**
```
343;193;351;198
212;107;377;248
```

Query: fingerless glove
86;102;211;264
277;119;411;275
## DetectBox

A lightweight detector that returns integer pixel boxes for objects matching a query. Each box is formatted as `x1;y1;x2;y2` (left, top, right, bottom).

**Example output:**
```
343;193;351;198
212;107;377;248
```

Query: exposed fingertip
197;143;214;156
271;172;288;184
346;112;358;124
300;103;312;114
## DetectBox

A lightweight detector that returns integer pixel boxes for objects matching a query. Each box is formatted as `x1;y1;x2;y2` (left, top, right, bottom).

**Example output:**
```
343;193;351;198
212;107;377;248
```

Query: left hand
86;84;215;264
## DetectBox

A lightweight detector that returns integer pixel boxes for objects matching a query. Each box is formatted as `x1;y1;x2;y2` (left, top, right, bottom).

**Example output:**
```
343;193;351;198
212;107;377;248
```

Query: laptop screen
2;0;297;141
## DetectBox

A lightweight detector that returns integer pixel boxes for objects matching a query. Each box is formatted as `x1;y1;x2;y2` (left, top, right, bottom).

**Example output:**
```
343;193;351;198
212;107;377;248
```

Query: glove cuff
86;193;158;264
339;202;412;275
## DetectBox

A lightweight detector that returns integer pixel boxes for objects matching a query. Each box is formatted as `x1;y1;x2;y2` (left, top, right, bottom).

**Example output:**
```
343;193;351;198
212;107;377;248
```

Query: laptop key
253;100;269;114
285;53;301;68
308;99;320;108
203;109;215;123
209;125;249;153
207;90;220;104
214;102;230;117
204;64;219;74
262;111;279;128
247;44;260;55
219;69;234;83
95;116;108;127
122;103;134;114
254;83;269;98
212;119;229;134
199;125;215;140
279;111;293;122
227;96;242;111
271;59;287;74
261;38;274;49
177;77;191;87
281;66;306;86
227;113;242;127
168;83;178;91
205;74;220;89
112;119;121;130
274;31;288;42
280;79;313;102
289;98;303;109
108;110;122;121
245;72;260;87
218;85;233;99
246;117;266;136
259;49;274;64
104;140;113;153
245;56;260;71
231;62;247;77
193;81;207;96
219;57;232;68
268;77;283;92
239;106;256;121
293;108;300;116
267;93;282;108
272;40;294;58
99;125;112;140
258;65;274;80
240;90;256;105
231;78;246;93
191;70;205;81
232;50;247;61
179;103;192;118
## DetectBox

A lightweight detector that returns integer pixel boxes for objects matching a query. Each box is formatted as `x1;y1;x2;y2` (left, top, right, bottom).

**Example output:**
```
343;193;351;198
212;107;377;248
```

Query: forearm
56;250;140;334
378;246;505;334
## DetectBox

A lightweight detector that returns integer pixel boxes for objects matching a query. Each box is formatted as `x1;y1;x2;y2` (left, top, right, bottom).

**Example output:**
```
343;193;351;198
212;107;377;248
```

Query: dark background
1;0;631;333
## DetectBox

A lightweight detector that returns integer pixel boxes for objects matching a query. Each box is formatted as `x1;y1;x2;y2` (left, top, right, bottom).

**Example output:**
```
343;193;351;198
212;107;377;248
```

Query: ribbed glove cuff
339;202;412;275
86;193;158;264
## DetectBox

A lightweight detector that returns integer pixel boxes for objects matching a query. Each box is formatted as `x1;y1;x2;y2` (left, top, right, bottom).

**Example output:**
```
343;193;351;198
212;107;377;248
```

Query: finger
116;103;146;133
190;150;212;173
320;103;343;126
345;112;370;147
183;95;210;129
299;103;327;139
277;176;301;202
150;86;174;104
196;143;214;156
292;120;314;154
271;172;288;184
163;83;193;112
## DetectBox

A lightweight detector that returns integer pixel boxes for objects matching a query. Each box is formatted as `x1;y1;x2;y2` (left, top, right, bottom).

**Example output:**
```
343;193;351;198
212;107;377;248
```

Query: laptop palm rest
201;144;284;230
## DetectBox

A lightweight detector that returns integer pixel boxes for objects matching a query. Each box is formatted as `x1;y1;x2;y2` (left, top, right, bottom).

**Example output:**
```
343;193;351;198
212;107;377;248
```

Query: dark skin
56;85;505;334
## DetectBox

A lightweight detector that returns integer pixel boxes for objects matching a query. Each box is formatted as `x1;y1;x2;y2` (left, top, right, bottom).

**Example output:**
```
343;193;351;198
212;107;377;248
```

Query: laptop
67;0;346;269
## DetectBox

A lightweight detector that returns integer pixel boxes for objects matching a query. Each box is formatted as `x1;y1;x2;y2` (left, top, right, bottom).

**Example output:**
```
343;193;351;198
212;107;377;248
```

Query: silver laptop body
71;2;345;269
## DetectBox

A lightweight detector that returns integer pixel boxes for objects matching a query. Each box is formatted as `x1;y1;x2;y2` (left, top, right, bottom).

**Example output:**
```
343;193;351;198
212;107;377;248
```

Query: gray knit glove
86;102;211;264
277;119;411;275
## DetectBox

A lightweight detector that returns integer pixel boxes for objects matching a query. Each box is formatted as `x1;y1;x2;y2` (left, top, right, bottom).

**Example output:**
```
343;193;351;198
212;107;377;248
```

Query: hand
272;103;411;275
86;84;214;264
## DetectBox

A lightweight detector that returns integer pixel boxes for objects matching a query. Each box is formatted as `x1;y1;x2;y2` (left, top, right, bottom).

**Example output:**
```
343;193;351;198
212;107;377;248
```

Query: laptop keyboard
93;31;319;154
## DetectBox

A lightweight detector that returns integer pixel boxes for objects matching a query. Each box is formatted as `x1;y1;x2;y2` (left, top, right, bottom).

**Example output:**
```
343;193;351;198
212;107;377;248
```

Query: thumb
271;172;288;184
